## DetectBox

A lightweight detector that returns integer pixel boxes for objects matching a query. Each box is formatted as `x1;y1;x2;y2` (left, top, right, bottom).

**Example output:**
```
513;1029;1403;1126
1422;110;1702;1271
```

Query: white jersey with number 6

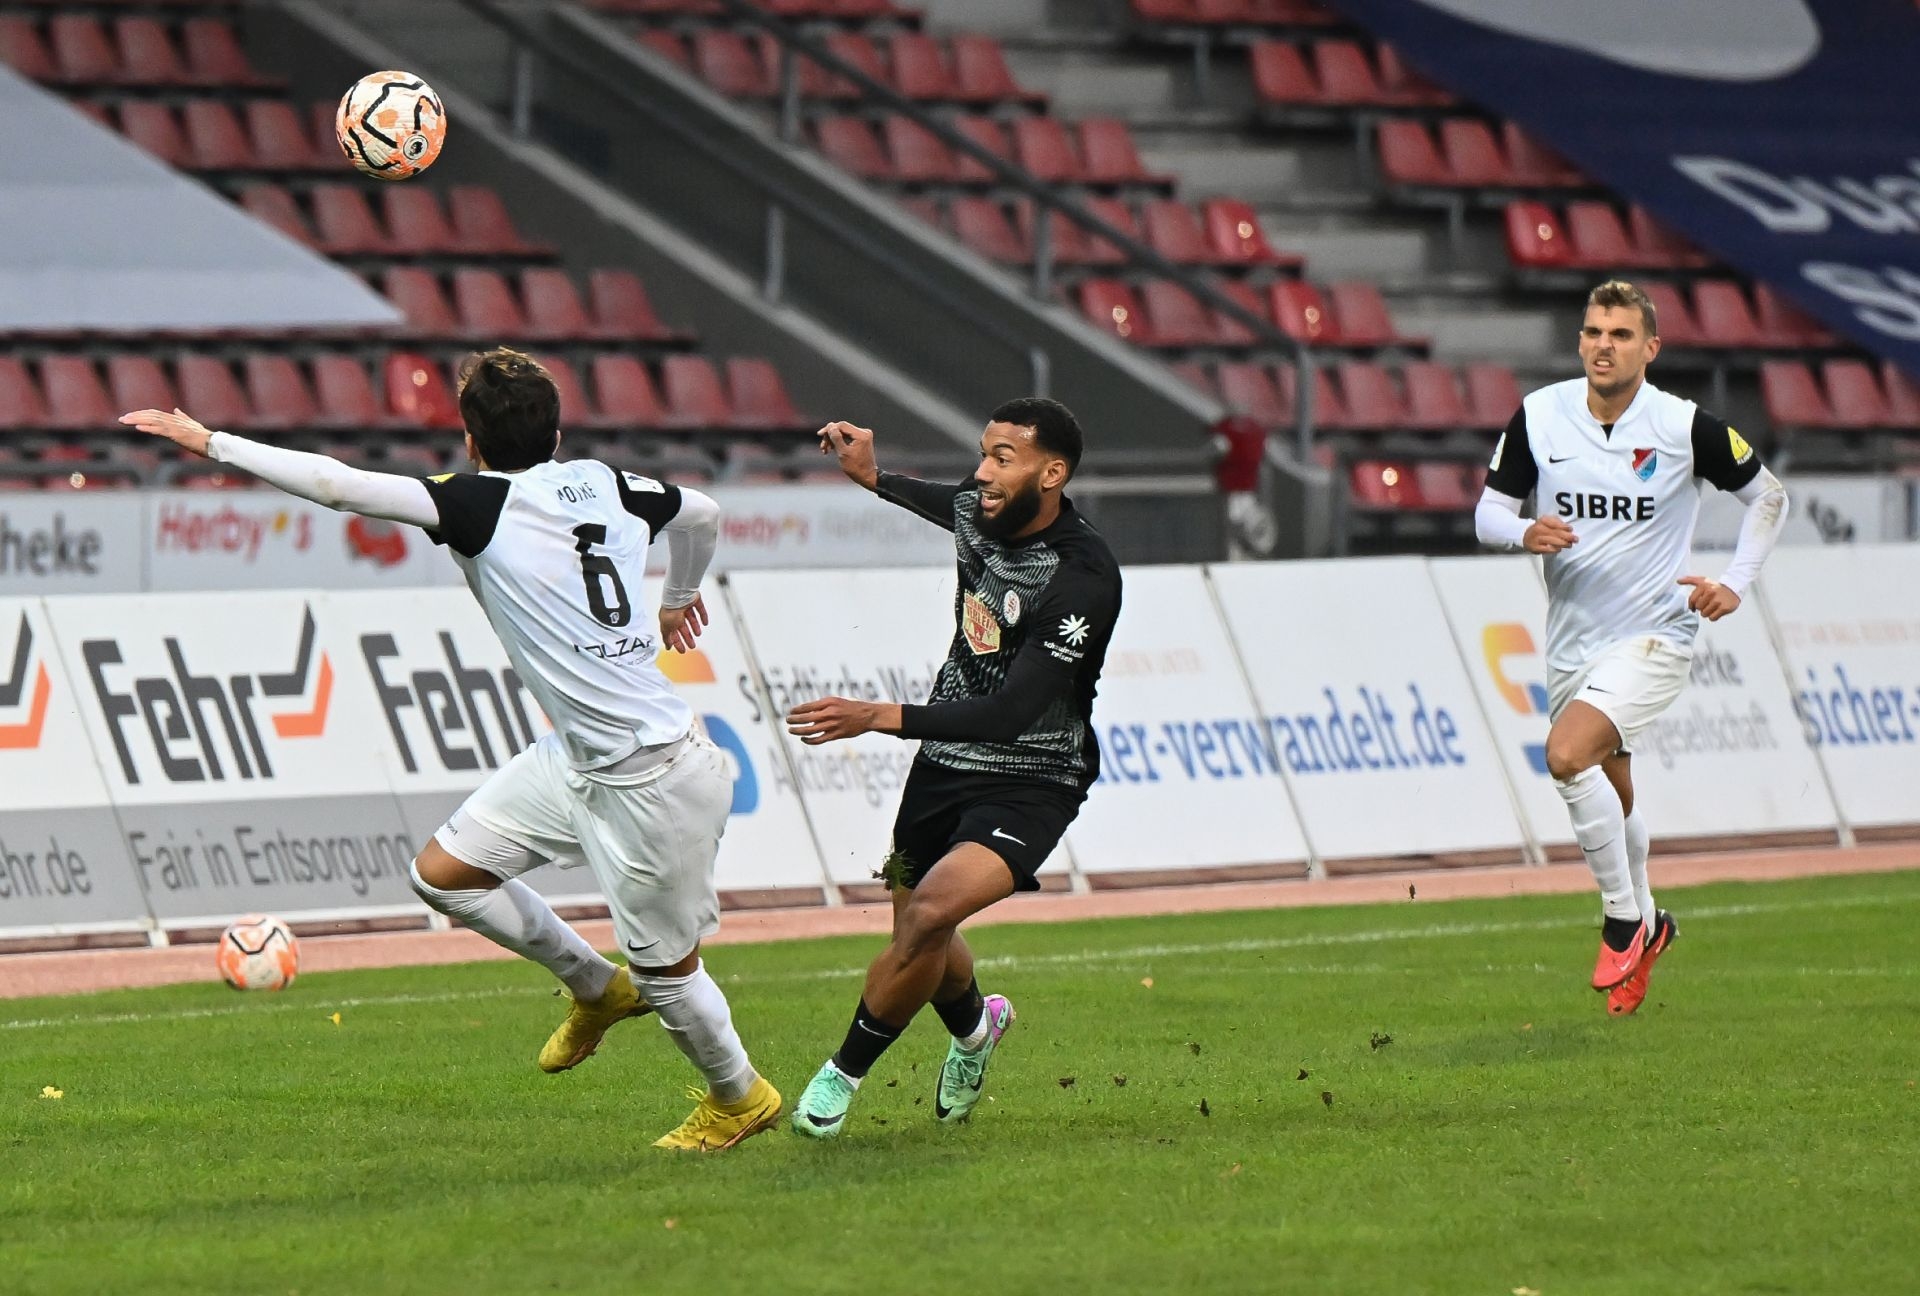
422;459;693;770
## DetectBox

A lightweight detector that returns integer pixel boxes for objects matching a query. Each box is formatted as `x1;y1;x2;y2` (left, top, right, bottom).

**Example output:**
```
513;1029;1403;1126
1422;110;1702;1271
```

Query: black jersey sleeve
614;468;684;535
1690;409;1764;492
875;471;967;532
1484;408;1539;498
895;557;1121;742
420;472;511;558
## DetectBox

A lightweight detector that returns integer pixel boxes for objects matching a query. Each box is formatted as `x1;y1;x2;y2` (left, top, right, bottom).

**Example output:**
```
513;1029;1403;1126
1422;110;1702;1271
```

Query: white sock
409;862;615;1000
632;962;757;1104
956;1007;990;1050
1554;767;1638;921
1624;806;1654;926
827;1060;863;1090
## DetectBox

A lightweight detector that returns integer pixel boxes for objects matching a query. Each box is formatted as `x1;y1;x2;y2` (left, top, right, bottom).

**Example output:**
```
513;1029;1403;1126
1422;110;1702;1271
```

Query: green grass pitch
4;870;1917;1295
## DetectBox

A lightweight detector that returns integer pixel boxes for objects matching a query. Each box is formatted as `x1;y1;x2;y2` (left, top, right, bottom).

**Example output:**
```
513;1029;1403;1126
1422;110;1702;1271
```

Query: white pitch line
3;890;1912;1034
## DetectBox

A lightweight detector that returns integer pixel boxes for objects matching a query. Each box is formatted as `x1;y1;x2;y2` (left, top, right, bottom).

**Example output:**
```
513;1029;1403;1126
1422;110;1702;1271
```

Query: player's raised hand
119;407;215;458
1523;515;1576;554
1677;576;1740;621
660;593;709;655
786;696;881;745
817;421;879;491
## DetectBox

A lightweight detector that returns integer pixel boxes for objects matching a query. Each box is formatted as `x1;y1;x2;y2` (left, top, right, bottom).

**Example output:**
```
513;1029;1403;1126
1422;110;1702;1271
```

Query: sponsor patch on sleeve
1728;426;1754;463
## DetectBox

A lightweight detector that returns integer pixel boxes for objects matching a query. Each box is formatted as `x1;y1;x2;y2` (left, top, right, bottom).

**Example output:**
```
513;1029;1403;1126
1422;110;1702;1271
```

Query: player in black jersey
786;397;1122;1139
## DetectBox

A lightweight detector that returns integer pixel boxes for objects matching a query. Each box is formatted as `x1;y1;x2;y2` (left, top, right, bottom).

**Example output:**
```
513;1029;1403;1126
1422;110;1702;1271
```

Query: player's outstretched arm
120;408;440;528
820;419;963;531
1678;466;1788;621
658;487;719;653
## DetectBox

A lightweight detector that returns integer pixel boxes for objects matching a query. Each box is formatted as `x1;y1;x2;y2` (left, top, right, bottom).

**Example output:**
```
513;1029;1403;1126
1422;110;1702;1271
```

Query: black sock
1602;915;1643;952
830;999;905;1080
931;977;985;1040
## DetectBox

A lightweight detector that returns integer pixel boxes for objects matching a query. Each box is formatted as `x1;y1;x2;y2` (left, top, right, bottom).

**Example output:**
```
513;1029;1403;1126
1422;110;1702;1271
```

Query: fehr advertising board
40;592;421;921
1068;565;1310;875
0;597;150;934
1209;558;1528;861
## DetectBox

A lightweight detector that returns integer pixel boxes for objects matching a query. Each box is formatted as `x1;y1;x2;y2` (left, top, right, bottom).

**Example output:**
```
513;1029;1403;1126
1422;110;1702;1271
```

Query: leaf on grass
39;1086;62;1100
1512;1287;1540;1296
1369;1032;1393;1051
1521;1022;1533;1032
1187;1041;1202;1056
885;1079;898;1088
329;1012;342;1026
1222;1162;1242;1178
1320;1090;1335;1107
1057;1076;1076;1089
663;1218;678;1231
1296;1068;1310;1081
1140;977;1154;988
1112;1074;1128;1087
1197;1098;1210;1117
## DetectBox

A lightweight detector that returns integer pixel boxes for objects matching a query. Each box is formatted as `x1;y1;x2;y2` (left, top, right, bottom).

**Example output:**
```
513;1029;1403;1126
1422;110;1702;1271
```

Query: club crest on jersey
1002;591;1022;624
1631;448;1658;481
961;591;1001;655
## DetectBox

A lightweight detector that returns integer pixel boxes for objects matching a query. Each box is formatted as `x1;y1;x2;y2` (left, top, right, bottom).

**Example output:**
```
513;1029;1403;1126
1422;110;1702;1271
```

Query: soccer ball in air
335;71;447;180
216;915;300;992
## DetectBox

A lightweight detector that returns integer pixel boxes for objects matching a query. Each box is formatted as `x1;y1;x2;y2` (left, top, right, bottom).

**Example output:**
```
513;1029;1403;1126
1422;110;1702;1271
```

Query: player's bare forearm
818;421;880;491
785;698;903;745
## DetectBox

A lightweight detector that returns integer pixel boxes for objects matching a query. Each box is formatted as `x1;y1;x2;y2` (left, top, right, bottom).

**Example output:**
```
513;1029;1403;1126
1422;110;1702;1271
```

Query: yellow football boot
538;972;652;1073
653;1077;783;1152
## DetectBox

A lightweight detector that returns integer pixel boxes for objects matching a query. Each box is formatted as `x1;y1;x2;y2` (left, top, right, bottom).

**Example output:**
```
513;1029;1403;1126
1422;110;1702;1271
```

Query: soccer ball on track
335;70;447;181
216;914;300;992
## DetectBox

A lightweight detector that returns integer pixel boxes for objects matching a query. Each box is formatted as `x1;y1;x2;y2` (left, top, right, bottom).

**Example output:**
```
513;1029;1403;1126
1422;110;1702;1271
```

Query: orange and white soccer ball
335;70;447;181
216;914;300;992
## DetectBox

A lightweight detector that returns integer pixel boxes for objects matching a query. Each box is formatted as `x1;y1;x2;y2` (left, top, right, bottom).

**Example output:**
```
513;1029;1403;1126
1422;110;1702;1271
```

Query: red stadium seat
0;18;58;83
692;30;775;98
519;269;596;342
1249;41;1318;106
1078;118;1170;188
1438;119;1510;187
1202;198;1296;268
1691;280;1764;348
48;16;119;85
1337;361;1411;429
310;100;347;167
118;102;187;167
384;352;461;428
950;115;1011;184
243;355;319;430
1010;199;1091;263
1401;362;1471;430
1077;279;1150;343
1311;41;1389;106
377;187;457;256
1463;363;1521;429
896;194;947;229
1564;202;1637;269
1639;282;1702;348
635;29;690;72
1278;363;1354;431
1821;360;1893;427
1503;200;1571;269
239;184;317;247
1010;116;1082;184
113;17;190;86
1753;284;1838;349
106;356;179;417
1760;360;1834;429
817;115;893;180
1503;124;1585;187
1328;281;1420;348
448;186;551;256
314;185;390;255
247;100;329;171
879;115;956;184
591;356;668;428
660;355;733;429
311;355;390;428
1215;361;1289;425
1210;278;1273;346
182;19;271;87
452;268;529;340
1268;280;1338;344
726;358;806;429
1881;362;1920;429
384;266;461;338
1376;120;1450;186
181;99;253;170
1139;280;1220;347
588;269;682;344
1141;200;1222;265
950;35;1044;107
1627;206;1709;269
951;197;1030;264
176;357;254;431
1376;44;1452;107
889;33;955;101
530;354;601;429
1413;462;1475;509
1349;460;1424;509
39;357;115;430
1167;362;1217;398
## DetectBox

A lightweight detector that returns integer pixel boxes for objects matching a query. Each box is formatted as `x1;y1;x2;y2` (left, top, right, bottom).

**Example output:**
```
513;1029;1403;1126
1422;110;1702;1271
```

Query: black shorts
886;758;1085;893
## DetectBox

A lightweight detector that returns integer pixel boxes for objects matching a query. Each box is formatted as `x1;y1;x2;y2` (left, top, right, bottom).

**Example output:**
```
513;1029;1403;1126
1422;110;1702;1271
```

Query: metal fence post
1030;203;1054;301
764;204;787;303
510;47;534;138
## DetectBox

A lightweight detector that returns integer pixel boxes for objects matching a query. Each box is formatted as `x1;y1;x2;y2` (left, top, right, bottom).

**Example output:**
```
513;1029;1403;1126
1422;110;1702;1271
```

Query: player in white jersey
1474;280;1789;1015
121;349;780;1149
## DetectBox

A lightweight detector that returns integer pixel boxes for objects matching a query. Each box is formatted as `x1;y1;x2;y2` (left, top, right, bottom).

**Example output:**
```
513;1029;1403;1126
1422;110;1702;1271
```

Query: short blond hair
1587;279;1657;338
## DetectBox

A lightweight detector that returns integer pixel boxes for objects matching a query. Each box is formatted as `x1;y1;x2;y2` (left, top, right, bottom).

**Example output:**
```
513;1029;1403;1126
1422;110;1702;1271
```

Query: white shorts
434;730;732;967
1549;634;1693;755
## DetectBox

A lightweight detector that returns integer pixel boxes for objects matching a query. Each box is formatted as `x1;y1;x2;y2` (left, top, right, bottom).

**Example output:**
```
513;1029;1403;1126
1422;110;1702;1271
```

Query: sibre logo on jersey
363;631;544;774
1555;491;1656;522
82;608;333;785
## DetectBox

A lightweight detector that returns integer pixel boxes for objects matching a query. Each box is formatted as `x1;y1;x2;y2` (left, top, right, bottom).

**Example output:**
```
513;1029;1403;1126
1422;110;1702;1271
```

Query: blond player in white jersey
122;349;779;1150
1475;280;1789;1015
